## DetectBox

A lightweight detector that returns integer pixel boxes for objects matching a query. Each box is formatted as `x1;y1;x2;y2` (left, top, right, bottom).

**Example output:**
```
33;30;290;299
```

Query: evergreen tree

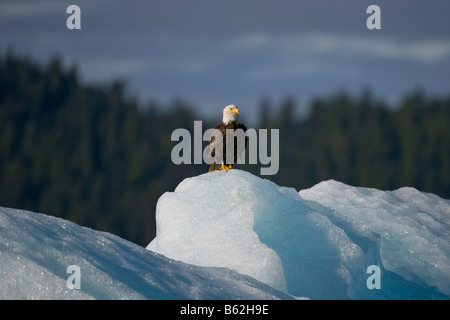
1;52;449;246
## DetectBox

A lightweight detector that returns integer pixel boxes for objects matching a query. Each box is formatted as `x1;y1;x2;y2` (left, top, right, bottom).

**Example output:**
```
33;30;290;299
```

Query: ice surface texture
300;179;450;297
149;170;449;299
0;206;291;299
1;170;449;299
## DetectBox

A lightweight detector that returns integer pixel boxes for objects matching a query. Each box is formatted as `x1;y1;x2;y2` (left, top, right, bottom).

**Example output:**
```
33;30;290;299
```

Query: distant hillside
251;91;450;197
1;52;449;245
0;52;205;245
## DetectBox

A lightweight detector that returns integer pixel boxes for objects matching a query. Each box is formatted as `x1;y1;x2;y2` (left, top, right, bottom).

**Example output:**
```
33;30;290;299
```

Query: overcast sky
1;0;450;123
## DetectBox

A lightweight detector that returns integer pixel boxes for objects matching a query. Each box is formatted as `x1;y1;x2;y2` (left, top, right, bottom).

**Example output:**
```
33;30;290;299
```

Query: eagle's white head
222;104;240;125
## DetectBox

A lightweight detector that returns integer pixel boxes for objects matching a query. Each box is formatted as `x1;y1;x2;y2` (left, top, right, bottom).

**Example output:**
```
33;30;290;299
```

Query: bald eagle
207;104;248;172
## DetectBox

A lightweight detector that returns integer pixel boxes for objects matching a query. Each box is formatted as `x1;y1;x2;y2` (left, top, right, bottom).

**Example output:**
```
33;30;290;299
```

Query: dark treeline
251;92;450;196
0;52;205;245
1;53;449;246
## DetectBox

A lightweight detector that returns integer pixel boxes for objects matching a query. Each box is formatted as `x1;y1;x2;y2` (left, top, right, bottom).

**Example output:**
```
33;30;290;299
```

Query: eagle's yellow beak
231;107;239;114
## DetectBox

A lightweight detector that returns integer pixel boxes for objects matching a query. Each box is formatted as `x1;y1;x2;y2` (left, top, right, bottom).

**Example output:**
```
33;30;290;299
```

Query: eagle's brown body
207;105;248;172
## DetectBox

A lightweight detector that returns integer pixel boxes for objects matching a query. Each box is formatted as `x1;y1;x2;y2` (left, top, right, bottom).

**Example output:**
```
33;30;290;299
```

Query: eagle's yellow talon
218;163;233;172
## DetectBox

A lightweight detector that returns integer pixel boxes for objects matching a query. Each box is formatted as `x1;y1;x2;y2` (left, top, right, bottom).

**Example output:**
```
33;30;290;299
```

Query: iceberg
1;169;449;299
0;206;291;299
148;170;449;299
300;180;450;297
147;170;288;292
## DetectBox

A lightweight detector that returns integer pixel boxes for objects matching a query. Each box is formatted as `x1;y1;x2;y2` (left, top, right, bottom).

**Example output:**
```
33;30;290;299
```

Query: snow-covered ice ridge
149;170;449;299
300;179;450;297
0;206;291;300
1;170;449;299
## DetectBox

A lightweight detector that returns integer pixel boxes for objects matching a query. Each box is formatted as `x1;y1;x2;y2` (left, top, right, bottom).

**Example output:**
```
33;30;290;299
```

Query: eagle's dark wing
234;122;248;163
207;121;248;172
206;123;225;172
